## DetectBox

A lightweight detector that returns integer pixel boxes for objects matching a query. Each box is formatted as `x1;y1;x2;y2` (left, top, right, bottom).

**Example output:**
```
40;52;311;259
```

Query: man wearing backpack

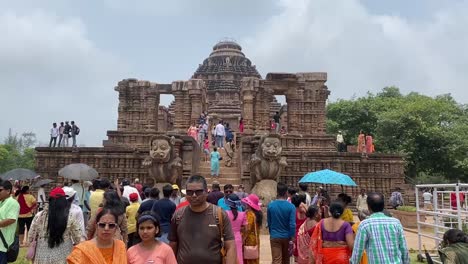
0;180;20;264
390;187;404;209
169;175;237;264
71;121;80;147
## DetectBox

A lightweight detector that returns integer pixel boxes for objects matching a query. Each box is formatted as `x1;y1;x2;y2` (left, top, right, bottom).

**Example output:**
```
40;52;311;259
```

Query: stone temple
35;40;409;201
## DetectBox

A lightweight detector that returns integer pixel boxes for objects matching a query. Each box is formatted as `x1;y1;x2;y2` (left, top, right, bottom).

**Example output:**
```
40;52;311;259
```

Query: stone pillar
241;77;259;133
172;81;186;132
188;79;204;125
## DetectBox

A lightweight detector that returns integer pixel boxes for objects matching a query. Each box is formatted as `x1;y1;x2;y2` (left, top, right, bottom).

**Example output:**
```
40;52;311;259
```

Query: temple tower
192;40;261;128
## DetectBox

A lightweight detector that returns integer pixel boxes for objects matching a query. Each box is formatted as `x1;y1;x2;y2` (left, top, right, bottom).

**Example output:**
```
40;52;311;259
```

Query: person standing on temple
336;130;345;152
357;130;365;154
215;121;226;149
49;122;59;147
70;121;80;147
273;112;281;133
239;117;244;133
365;133;374;154
63;121;71;147
58;122;65;147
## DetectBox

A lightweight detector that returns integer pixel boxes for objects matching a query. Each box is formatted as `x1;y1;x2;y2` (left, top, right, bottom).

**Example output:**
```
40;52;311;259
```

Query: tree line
326;87;468;183
0;130;36;174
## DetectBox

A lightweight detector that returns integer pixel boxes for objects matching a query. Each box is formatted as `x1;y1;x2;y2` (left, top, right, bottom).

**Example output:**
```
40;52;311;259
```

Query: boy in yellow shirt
126;193;140;248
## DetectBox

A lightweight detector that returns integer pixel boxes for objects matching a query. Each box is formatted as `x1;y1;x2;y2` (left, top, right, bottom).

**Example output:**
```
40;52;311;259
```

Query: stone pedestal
251;179;278;207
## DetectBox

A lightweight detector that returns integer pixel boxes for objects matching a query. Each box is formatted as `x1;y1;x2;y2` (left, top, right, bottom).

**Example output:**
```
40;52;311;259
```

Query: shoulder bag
216;206;227;264
0;230;19;262
243;214;259;259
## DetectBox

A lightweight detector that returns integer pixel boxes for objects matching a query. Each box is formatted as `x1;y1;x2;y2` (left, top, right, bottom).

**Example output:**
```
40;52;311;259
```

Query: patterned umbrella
0;168;37;181
58;163;99;181
299;169;357;186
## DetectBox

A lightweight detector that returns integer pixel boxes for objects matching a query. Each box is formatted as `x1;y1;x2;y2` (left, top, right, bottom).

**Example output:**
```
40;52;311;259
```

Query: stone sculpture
142;135;183;187
250;134;288;205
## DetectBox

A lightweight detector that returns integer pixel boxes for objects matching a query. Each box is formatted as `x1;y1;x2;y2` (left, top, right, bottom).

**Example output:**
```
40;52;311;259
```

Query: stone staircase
197;144;242;190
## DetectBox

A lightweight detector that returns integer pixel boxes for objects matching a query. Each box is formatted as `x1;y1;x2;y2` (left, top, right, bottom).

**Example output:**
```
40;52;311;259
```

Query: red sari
357;133;365;153
309;220;351;264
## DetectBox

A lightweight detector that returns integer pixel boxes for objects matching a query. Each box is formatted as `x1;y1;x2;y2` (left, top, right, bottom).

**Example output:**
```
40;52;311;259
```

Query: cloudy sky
1;0;467;146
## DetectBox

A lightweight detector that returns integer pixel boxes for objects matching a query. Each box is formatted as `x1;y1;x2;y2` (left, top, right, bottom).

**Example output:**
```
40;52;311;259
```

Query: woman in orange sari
310;202;354;264
241;194;262;264
365;133;374;154
67;208;127;264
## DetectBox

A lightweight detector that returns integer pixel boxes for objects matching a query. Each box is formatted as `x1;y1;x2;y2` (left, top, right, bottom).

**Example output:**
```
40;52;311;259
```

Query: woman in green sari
439;229;468;264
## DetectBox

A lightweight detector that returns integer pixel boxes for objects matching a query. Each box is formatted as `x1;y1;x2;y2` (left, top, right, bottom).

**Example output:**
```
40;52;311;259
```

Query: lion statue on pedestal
142;135;183;187
250;134;287;205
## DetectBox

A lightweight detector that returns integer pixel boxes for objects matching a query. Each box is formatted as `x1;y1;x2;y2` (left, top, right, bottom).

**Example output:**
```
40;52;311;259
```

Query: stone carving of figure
225;56;231;66
250;134;288;187
142;135;183;187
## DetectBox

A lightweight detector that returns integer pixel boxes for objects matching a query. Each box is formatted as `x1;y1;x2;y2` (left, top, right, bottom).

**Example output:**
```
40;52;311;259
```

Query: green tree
327;88;468;182
0;130;37;174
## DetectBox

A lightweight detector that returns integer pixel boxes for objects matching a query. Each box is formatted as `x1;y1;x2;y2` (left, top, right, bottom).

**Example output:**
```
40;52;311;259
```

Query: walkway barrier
415;183;468;263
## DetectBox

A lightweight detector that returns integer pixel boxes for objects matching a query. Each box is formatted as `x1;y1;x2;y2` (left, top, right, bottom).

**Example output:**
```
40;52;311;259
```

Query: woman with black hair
127;211;177;264
297;205;320;264
67;208;127;264
439;229;468;263
291;194;307;261
17;185;37;245
28;187;82;264
310;202;355;264
87;190;128;245
226;193;247;264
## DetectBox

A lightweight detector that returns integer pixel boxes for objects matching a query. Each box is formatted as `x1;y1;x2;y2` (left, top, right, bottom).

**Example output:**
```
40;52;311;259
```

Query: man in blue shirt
267;182;295;264
218;184;243;211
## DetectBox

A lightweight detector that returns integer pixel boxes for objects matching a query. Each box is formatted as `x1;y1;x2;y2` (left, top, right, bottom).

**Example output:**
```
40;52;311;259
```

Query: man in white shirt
422;189;433;210
356;188;368;213
214;121;226;149
70;180;85;208
49;123;59;147
298;183;312;206
122;179;142;203
62;187;86;241
336;130;345;152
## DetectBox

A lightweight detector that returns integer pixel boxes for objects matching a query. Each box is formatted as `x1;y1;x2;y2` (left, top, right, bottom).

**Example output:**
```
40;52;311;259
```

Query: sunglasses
97;222;117;229
224;190;233;194
186;189;205;196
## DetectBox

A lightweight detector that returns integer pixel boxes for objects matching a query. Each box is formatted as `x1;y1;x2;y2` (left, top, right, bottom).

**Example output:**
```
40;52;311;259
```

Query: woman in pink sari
187;124;198;141
365;134;374;154
225;194;247;264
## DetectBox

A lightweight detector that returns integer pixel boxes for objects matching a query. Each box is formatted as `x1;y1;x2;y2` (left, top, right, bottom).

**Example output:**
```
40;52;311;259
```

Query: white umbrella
58;163;98;181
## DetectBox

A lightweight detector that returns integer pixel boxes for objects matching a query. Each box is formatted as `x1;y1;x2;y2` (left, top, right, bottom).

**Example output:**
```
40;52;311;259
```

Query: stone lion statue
250;134;288;187
142;135;183;187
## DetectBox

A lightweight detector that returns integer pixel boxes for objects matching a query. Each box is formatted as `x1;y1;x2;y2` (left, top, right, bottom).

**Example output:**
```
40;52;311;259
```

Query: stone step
205;177;242;186
198;167;239;174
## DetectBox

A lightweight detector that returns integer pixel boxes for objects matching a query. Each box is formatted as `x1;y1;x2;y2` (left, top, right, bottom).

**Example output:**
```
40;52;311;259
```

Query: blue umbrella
299;169;357;186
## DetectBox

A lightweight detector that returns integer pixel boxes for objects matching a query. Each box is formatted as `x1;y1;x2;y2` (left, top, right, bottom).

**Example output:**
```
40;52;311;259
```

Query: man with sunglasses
217;184;243;211
0;180;20;264
169;175;237;264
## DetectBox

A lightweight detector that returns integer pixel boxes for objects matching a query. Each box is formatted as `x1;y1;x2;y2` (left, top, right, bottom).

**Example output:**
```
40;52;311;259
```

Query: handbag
243;216;259;259
0;230;19;263
26;240;37;260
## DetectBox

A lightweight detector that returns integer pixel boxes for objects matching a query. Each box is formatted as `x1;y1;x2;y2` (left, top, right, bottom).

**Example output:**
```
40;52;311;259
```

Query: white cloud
242;0;468;103
0;10;128;146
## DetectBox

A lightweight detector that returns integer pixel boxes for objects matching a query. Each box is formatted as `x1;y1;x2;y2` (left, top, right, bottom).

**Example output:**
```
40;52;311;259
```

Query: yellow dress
242;210;260;264
341;208;354;223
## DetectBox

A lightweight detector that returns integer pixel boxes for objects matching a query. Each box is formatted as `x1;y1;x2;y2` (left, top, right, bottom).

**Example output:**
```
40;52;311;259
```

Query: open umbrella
1;168;37;181
32;179;54;188
58;163;98;181
299;169;357;186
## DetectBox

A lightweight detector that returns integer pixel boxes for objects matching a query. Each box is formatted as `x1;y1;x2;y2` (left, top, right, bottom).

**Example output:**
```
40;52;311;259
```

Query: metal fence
415;183;468;263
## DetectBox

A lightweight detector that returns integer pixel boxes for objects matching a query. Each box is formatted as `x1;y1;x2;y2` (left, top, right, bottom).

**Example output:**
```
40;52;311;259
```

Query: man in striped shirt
351;192;410;264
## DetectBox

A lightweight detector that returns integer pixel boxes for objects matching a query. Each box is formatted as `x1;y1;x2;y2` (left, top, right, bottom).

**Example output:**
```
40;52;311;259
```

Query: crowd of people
49;121;80;148
1;176;468;264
